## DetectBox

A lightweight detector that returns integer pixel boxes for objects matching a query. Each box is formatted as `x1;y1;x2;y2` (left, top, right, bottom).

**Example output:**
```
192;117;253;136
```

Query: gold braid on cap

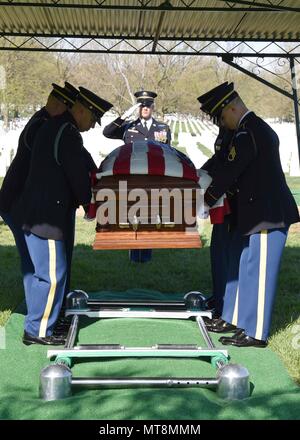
80;92;105;113
211;90;235;115
53;87;75;104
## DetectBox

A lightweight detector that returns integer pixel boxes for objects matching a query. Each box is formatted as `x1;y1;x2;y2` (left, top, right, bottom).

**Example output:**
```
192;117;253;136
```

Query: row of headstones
165;117;217;154
166;117;217;137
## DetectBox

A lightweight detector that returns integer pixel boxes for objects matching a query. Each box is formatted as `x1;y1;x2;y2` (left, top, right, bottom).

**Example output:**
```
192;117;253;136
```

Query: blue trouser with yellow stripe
222;227;288;341
24;232;67;337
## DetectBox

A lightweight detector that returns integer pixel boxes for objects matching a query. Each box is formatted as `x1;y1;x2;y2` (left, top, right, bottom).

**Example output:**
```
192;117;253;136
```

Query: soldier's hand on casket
197;201;210;219
121;103;141;120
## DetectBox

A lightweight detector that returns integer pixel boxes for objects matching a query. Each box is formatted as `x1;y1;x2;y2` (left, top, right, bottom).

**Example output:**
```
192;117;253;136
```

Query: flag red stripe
210;206;228;224
181;159;198;182
147;143;165;175
113;143;133;175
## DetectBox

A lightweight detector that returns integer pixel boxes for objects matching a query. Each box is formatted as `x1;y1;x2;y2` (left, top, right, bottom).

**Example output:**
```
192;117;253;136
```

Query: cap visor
140;101;153;107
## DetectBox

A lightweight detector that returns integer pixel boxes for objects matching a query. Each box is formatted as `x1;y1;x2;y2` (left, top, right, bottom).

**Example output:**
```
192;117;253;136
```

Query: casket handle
119;216;139;231
163;221;175;228
119;222;130;229
132;215;139;231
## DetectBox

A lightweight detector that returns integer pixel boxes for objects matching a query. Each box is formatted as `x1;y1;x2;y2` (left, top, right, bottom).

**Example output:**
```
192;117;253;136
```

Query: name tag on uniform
128;129;139;133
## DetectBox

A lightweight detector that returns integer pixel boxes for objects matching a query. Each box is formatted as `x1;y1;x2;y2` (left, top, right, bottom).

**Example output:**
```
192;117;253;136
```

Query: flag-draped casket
90;141;229;250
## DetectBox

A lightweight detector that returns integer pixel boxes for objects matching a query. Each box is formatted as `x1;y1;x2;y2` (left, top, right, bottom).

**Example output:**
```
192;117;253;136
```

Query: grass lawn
286;176;300;190
0;215;299;385
286;175;300;205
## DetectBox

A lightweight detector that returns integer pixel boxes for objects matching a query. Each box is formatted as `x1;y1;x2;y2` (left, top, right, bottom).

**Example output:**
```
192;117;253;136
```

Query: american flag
96;141;198;182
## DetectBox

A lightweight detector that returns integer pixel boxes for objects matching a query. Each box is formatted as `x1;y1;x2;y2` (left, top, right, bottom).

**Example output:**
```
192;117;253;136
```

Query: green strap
23;117;45;150
54;122;71;165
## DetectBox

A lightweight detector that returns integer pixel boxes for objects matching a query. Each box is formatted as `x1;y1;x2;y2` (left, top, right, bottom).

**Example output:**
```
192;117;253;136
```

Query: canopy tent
0;0;299;160
0;1;299;43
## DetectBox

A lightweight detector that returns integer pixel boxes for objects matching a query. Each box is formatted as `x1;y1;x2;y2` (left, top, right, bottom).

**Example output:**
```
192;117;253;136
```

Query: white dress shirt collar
140;117;153;130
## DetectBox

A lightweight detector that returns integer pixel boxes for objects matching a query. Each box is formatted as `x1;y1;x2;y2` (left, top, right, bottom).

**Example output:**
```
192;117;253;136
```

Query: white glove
197;201;210;219
121;103;141;120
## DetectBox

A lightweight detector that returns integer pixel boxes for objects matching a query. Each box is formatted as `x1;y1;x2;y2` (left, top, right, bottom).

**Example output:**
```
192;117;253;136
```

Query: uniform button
236;189;240;193
57;200;60;204
249;197;253;202
145;137;148;140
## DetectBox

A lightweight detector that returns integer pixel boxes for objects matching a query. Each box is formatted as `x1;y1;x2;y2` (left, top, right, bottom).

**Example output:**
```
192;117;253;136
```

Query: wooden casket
92;174;202;250
91;142;202;250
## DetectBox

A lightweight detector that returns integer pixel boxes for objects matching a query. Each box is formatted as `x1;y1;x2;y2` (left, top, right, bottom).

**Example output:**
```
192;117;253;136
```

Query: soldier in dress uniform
197;83;236;319
0;83;77;299
200;82;299;347
60;82;98;308
103;90;171;263
12;87;113;345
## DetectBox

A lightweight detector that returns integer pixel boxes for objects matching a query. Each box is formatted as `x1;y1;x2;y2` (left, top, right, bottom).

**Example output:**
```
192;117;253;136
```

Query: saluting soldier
12;87;113;345
197;82;236;319
200;82;299;347
103;90;171;263
0;83;77;298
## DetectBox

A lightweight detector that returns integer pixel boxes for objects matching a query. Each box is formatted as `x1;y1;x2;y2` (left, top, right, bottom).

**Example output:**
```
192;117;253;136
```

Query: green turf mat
0;289;299;420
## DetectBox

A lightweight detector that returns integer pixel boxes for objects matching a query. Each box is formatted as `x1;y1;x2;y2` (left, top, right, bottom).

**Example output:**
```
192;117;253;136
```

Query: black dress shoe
22;331;66;346
53;327;70;337
219;329;245;344
54;322;71;331
52;316;72;335
220;332;267;348
202;311;221;327
206;318;237;333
